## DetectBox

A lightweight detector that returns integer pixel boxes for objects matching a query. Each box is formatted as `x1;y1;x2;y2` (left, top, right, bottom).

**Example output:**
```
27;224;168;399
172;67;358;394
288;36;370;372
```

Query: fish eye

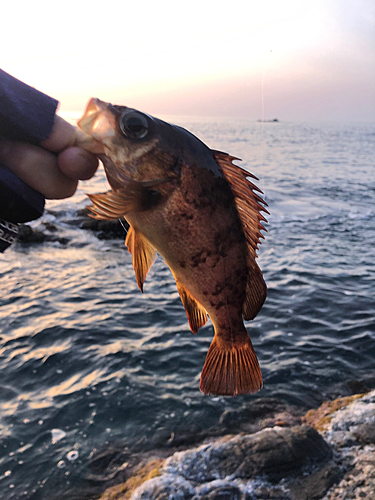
119;111;149;139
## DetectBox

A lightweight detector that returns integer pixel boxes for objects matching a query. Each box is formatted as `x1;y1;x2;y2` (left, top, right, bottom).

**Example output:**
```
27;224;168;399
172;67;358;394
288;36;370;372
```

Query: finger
0;138;78;199
58;147;99;180
40;115;76;152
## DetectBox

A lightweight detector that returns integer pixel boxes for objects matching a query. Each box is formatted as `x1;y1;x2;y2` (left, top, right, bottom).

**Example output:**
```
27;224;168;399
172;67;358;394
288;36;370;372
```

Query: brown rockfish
76;98;268;396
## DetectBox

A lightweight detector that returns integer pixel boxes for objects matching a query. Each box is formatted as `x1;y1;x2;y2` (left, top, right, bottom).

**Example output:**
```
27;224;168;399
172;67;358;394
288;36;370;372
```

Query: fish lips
78;98;117;145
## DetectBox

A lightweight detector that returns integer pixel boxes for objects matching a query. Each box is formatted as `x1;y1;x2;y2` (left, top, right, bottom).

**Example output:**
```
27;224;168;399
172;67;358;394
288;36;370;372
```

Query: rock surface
163;425;331;483
17;223;69;245
16;207;129;246
75;207;129;239
320;391;375;499
97;390;375;500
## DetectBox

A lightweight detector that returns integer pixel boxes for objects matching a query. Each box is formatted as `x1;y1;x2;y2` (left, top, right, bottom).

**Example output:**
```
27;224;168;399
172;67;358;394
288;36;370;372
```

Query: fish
75;98;269;396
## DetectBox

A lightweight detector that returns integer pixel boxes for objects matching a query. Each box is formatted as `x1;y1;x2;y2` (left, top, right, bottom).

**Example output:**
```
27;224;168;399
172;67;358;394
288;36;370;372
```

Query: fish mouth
77;98;117;149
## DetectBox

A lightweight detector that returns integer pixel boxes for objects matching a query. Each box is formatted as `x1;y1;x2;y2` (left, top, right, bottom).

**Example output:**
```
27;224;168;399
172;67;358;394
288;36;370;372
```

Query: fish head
77;98;178;189
77;98;224;191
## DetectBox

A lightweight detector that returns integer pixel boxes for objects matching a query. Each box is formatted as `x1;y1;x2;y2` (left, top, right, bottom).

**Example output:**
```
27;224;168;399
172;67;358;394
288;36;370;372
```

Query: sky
1;0;374;121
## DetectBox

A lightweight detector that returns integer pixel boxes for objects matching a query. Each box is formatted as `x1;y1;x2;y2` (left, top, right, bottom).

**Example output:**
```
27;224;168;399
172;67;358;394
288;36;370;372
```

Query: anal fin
175;280;207;334
199;331;262;396
125;225;156;292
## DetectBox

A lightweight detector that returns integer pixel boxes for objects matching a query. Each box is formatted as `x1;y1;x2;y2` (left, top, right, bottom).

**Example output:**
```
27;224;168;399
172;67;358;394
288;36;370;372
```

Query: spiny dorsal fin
174;279;208;334
200;330;263;396
125;225;156;292
212;150;268;320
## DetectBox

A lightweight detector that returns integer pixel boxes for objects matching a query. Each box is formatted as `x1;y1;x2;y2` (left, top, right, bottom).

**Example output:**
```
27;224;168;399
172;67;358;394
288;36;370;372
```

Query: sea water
0;119;374;499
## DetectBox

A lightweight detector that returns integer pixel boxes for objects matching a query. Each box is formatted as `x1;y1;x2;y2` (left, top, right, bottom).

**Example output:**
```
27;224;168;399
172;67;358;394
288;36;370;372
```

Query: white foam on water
51;429;66;444
66;450;79;461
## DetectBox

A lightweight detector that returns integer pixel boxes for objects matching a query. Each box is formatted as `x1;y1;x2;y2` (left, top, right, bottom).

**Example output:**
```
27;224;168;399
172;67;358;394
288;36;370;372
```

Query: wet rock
194;480;242;499
320;390;375;499
289;463;343;500
86;446;131;482
322;448;375;499
248;482;291;499
17;205;128;246
43;222;59;232
164;425;331;482
218;398;302;434
98;458;165;500
17;224;70;245
352;422;375;445
76;207;128;239
302;394;365;433
126;425;333;499
323;391;375;448
326;378;374;400
17;224;46;243
130;474;195;500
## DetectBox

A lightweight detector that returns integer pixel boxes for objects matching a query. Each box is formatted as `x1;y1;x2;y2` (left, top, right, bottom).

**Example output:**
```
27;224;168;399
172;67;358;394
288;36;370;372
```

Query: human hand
0;115;99;199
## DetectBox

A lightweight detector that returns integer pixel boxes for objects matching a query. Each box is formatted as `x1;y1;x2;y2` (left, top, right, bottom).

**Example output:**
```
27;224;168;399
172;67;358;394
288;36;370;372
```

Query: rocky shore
96;391;375;500
16;207;129;244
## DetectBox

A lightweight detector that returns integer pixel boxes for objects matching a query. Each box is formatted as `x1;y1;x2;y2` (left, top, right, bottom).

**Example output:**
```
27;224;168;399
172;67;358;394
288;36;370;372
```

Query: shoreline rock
16;207;129;246
97;390;375;500
75;207;129;240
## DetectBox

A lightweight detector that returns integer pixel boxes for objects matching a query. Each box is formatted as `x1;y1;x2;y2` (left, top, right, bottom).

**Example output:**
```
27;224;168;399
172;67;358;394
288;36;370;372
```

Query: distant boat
257;118;279;122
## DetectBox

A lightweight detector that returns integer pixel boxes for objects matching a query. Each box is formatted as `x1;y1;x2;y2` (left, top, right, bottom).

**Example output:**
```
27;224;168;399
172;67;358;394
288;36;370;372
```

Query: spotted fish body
76;99;268;396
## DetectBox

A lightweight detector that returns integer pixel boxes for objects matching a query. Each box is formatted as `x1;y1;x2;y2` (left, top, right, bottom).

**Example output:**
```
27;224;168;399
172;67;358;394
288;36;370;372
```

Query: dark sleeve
0;68;58;143
0;69;59;246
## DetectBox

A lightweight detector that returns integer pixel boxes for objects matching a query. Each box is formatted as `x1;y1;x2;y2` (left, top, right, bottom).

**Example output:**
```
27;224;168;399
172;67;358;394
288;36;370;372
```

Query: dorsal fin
125;225;157;292
212;150;268;320
174;279;208;334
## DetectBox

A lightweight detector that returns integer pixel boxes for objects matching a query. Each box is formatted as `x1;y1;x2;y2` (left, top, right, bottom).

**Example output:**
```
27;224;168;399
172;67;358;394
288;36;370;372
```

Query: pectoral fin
175;280;208;334
125;226;156;292
87;188;142;220
87;172;174;220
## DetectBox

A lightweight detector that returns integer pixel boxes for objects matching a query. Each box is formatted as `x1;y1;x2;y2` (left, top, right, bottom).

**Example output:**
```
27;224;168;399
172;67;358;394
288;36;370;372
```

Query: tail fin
199;333;262;396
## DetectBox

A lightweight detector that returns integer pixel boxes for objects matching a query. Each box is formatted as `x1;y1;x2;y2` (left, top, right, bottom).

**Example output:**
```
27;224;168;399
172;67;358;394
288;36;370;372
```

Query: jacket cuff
0;218;18;252
0;165;45;223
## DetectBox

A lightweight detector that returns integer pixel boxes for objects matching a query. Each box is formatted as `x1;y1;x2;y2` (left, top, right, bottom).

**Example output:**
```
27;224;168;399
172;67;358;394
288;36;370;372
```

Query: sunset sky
1;0;374;121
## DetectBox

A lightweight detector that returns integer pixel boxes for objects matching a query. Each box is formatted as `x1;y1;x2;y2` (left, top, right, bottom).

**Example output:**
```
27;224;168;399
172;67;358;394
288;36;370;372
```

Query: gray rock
324;391;375;448
289;463;343;500
164;425;331;483
245;481;291;499
194;479;242;499
18;224;46;243
130;474;195;500
17;223;70;245
218;398;302;435
76;206;128;239
320;390;375;499
352;422;375;445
